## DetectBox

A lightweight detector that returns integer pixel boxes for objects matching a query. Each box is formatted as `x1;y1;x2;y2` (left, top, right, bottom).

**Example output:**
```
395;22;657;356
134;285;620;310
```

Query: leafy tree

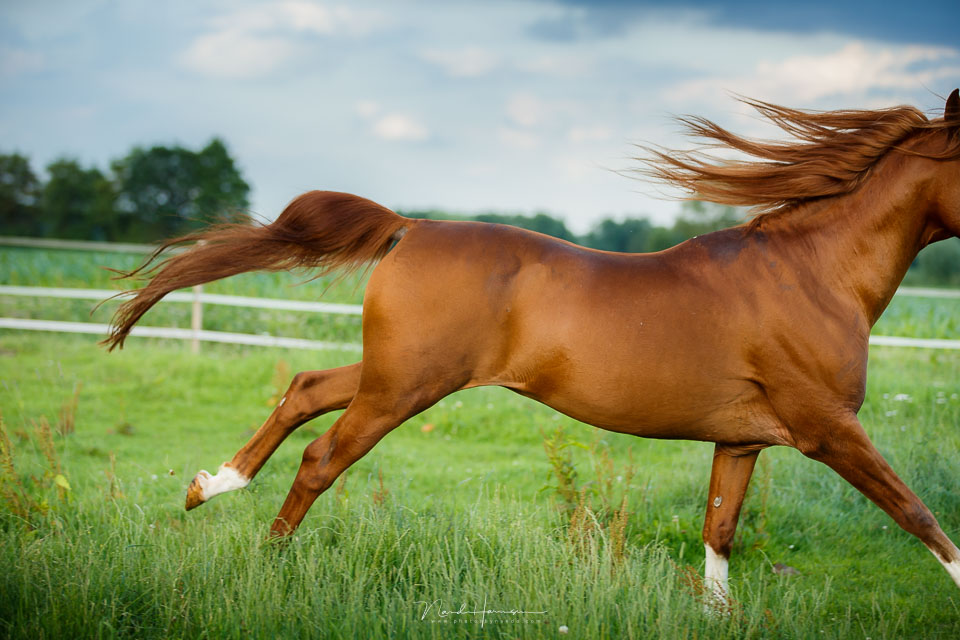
474;212;576;241
670;201;744;239
41;158;116;240
401;209;577;242
905;239;960;287
0;152;41;236
111;138;249;242
582;218;654;253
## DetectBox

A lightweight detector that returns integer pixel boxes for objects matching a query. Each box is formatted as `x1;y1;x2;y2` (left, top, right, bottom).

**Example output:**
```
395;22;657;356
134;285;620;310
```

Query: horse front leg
701;445;760;606
185;362;361;510
797;412;960;588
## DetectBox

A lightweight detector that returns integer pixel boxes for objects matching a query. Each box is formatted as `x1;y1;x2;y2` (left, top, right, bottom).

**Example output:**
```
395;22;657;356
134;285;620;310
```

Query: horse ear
946;88;960;123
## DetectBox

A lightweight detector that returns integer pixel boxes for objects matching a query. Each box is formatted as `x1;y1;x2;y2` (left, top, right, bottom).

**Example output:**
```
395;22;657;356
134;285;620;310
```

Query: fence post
191;284;202;353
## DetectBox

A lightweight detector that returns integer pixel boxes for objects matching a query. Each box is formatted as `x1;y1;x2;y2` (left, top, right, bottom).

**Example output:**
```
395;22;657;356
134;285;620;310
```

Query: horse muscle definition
106;91;960;603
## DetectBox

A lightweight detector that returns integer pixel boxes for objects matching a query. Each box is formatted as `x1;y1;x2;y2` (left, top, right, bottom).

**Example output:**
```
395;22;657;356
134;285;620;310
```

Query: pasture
1;245;960;638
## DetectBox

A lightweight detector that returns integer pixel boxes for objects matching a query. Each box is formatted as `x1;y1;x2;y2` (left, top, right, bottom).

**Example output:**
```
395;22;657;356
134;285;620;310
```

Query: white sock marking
704;543;729;604
935;555;960;589
194;464;250;502
278;396;286;407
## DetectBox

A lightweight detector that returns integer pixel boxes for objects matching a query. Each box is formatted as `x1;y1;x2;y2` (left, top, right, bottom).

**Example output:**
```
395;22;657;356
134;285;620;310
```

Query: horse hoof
185;470;211;511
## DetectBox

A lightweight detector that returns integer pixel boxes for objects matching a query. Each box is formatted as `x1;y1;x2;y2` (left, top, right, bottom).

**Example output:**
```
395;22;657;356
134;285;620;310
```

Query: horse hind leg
269;381;448;537
701;446;760;607
185;362;361;510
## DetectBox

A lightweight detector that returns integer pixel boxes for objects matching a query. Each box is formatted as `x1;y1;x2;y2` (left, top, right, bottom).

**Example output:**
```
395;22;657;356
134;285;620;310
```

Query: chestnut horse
106;91;960;602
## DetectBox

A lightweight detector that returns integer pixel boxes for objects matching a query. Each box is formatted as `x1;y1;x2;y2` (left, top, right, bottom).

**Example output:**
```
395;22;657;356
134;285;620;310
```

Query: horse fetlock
704;543;730;607
184;464;250;511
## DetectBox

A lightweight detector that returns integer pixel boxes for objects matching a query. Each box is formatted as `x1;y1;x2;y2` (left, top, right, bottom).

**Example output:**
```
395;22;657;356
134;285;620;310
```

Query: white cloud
420;47;499;77
506;93;544;127
181;2;383;78
516;53;590;77
498;127;540;149
180;29;297;79
666;42;960;104
355;100;380;118
0;46;44;77
280;1;336;33
373;113;429;141
567;125;611;143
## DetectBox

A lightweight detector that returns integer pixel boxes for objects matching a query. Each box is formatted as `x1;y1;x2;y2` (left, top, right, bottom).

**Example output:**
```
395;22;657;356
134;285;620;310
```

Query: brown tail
103;191;412;351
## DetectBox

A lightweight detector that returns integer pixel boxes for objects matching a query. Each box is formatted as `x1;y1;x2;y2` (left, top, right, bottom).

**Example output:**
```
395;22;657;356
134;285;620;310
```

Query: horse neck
762;152;939;326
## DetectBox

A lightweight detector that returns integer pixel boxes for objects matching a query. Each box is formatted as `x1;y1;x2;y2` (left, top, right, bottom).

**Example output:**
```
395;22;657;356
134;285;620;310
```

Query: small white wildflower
454;400;463;409
883;393;889;399
559;625;569;634
885;410;897;417
882;525;888;530
151;474;158;480
486;403;494;410
937;398;947;404
616;475;623;483
789;544;795;549
672;515;679;524
893;393;911;402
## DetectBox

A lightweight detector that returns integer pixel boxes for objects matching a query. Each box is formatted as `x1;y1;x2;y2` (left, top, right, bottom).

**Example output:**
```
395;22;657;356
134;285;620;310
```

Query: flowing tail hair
103;190;413;351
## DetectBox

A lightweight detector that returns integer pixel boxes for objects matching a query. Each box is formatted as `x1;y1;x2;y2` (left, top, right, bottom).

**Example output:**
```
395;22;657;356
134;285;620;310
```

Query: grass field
1;246;960;638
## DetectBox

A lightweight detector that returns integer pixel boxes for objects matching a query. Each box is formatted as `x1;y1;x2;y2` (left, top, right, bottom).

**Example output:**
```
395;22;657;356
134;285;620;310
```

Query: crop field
1;246;960;639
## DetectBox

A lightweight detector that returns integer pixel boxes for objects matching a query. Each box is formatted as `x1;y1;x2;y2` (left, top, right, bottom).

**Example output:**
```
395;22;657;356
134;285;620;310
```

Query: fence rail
0;318;361;352
2;236;960;351
0;235;169;254
2;283;959;351
0;285;363;315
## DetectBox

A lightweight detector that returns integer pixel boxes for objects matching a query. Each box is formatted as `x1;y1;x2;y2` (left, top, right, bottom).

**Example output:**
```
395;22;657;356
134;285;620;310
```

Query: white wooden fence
2;236;959;351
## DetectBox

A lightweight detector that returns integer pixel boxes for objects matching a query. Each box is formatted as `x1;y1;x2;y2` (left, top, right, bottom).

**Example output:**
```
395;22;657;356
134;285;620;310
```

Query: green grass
1;245;960;637
1;332;959;639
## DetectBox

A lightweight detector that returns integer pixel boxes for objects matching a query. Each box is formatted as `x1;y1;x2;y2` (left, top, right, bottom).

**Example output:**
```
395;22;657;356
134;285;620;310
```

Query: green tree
41;158;116;240
670;201;743;239
111;138;249;242
0;152;41;236
905;239;960;287
474;212;576;241
582;218;654;253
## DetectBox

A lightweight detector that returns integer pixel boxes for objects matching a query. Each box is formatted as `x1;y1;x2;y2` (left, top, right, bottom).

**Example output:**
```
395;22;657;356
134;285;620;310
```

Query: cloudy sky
1;0;958;232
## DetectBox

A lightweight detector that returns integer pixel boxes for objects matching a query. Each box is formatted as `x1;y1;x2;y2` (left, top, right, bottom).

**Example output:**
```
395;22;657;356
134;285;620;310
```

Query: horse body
365;219;780;443
105;90;960;604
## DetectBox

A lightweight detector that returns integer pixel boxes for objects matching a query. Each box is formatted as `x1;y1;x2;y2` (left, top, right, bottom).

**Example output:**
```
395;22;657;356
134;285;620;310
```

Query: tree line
402;203;960;287
2;142;958;285
0;139;249;243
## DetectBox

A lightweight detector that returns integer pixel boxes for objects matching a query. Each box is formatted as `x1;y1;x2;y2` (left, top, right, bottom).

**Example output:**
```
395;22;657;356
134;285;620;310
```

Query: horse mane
637;96;960;227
